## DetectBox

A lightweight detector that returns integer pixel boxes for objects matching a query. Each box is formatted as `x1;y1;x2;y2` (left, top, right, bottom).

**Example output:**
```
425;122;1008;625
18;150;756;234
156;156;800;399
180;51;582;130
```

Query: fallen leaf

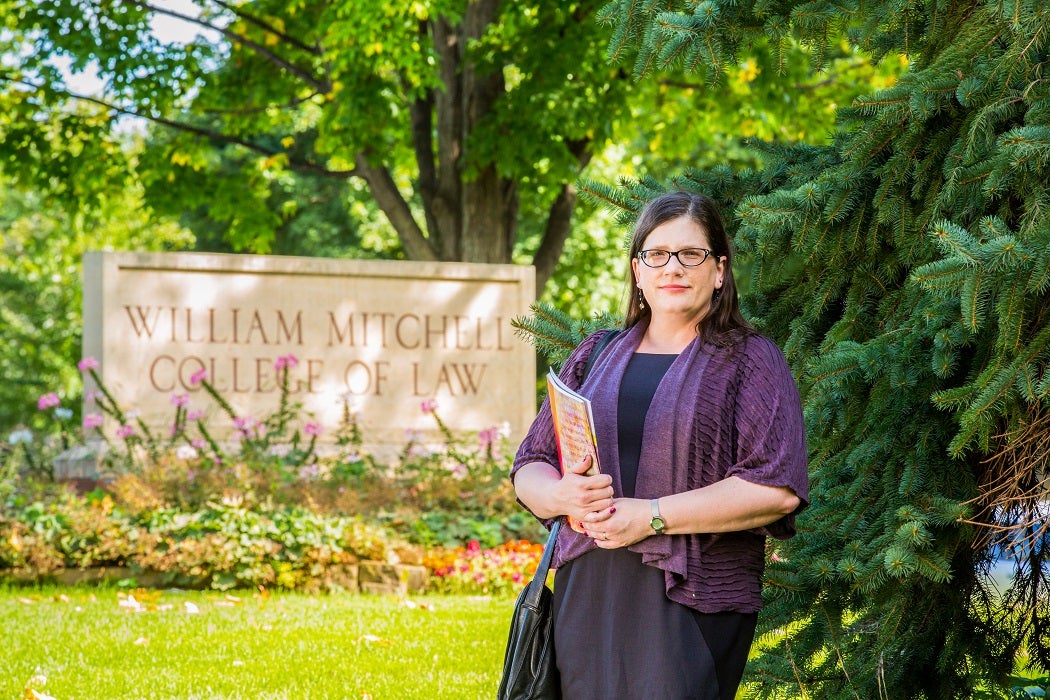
118;595;145;613
183;601;200;614
134;636;149;646
18;598;35;605
357;634;393;647
254;586;271;606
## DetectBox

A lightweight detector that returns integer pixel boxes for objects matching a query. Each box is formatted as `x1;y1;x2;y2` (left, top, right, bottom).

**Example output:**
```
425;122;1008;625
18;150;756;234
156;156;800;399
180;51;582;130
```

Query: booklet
546;368;601;533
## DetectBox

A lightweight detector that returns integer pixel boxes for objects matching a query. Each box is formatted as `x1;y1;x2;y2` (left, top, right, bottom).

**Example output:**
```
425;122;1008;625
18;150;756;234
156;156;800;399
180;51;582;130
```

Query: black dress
552;353;757;700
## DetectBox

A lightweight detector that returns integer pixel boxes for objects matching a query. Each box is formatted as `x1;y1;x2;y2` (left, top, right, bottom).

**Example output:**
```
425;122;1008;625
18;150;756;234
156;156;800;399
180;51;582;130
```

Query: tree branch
199;90;323;115
353;151;438;261
5;75;353;179
205;0;323;56
409;84;441;244
532;138;594;296
123;0;331;92
406;18;440;247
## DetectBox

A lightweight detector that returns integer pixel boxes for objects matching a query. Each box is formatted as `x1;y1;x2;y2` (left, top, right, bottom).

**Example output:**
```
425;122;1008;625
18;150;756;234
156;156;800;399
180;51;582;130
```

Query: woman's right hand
557;455;614;523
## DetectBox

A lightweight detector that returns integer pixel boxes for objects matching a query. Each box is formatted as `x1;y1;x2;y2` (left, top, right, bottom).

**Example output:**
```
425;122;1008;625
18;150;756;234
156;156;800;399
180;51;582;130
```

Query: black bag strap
581;328;622;382
523;518;562;605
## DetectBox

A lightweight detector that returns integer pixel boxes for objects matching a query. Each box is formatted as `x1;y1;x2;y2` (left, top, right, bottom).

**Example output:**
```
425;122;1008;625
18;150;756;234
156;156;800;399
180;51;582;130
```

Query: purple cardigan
512;321;809;613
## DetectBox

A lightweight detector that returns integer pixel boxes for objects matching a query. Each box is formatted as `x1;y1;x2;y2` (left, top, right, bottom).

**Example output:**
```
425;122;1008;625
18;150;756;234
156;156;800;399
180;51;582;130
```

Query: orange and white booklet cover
546;368;601;533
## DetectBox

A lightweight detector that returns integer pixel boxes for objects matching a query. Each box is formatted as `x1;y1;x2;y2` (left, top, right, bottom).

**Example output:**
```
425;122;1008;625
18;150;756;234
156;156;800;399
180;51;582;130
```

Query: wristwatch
649;498;666;534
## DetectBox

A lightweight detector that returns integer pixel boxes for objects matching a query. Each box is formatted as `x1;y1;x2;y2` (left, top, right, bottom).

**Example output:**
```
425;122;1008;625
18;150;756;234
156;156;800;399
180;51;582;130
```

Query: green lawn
2;585;513;700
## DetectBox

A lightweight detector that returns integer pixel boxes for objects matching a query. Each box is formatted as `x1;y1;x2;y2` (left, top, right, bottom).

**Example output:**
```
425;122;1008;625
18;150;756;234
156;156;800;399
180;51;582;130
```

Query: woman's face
632;215;725;326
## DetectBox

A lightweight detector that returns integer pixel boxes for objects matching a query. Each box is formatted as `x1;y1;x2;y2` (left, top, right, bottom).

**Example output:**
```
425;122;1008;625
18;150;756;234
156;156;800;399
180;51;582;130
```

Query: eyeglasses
636;248;714;268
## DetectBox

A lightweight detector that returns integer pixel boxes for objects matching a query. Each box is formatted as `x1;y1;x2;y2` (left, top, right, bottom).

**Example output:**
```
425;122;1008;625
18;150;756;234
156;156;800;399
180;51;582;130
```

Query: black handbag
497;518;562;700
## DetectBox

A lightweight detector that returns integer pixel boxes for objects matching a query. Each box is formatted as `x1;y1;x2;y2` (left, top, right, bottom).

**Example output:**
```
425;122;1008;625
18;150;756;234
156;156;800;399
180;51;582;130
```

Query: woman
512;191;809;699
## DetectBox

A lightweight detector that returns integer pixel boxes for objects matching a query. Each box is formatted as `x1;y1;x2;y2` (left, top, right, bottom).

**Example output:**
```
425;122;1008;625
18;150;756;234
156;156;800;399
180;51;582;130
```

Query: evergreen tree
522;0;1050;696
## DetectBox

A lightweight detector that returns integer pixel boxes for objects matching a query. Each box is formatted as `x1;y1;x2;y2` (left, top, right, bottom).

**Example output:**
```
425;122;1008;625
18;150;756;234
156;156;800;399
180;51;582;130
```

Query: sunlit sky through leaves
56;0;213;94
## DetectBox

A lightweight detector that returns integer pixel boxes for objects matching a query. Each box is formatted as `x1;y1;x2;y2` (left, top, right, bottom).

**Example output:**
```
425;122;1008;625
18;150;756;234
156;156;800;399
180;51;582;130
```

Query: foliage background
7;0;1044;698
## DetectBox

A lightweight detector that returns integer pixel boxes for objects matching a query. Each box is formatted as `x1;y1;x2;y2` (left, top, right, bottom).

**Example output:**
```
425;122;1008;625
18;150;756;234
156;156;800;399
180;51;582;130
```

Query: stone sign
82;251;536;451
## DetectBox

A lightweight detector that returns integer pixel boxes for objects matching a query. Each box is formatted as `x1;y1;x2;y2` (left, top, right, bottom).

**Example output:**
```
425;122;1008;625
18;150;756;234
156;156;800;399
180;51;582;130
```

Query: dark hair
623;191;753;347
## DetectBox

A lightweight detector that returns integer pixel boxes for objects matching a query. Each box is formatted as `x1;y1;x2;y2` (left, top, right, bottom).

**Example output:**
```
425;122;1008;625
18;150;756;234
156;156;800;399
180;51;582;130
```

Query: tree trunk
367;1;585;296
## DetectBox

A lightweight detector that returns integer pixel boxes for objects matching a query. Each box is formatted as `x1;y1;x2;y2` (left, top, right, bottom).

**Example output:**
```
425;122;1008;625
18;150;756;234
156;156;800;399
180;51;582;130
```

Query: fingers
580;505;616;524
583;501;649;548
567;454;596;475
559;457;614;524
586;525;620;548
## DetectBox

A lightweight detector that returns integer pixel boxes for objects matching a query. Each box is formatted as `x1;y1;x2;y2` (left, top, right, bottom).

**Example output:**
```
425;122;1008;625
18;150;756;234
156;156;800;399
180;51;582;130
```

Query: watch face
651;516;666;533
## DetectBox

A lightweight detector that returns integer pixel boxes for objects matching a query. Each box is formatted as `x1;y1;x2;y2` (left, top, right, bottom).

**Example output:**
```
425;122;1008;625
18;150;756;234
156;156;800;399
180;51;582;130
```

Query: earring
638;289;646;310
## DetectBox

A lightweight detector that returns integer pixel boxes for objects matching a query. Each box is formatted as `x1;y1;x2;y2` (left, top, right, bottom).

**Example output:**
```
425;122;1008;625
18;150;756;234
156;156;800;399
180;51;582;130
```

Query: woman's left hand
580;498;651;548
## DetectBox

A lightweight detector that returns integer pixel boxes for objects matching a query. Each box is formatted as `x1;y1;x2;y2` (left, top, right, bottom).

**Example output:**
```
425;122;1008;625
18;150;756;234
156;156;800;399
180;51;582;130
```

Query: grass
2;585;513;700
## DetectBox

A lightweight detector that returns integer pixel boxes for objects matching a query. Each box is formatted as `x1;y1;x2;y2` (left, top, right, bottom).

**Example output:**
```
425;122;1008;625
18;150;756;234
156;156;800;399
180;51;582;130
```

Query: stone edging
1;562;430;595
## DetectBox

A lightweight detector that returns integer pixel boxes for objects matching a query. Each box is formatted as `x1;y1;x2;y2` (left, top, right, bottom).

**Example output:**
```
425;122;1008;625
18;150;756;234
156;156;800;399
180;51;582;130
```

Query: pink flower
304;422;323;436
187;409;205;421
116;424;135;439
233;416;265;438
170;393;190;407
467;540;481;553
420;398;438;414
189;368;207;385
478;425;501;449
77;357;99;372
83;414;104;430
37;393;61;410
274;354;299;370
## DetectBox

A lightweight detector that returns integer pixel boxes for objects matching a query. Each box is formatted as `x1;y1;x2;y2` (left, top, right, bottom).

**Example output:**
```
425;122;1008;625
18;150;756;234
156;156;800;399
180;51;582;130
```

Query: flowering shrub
423;538;546;596
1;352;547;592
